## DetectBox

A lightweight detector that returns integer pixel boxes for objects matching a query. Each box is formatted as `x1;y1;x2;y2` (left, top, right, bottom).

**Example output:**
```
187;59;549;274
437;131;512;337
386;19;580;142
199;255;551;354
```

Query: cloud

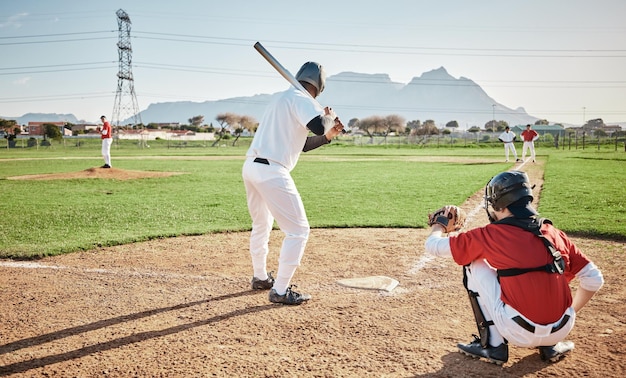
0;13;29;29
13;77;31;85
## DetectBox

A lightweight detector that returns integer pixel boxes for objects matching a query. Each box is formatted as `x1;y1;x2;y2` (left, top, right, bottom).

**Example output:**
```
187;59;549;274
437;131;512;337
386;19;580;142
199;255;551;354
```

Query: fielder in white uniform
242;61;344;305
498;126;520;162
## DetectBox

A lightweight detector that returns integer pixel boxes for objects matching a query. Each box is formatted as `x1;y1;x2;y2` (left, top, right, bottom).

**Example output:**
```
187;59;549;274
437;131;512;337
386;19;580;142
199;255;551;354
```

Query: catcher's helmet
295;62;326;96
485;170;534;211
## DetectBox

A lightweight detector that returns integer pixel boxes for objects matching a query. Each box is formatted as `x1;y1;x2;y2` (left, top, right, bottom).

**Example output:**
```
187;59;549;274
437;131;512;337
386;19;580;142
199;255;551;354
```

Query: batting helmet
295;62;326;95
485;170;534;211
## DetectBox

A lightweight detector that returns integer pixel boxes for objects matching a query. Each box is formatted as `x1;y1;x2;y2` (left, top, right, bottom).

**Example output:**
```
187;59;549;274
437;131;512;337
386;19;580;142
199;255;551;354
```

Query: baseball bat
253;42;346;132
253;42;314;100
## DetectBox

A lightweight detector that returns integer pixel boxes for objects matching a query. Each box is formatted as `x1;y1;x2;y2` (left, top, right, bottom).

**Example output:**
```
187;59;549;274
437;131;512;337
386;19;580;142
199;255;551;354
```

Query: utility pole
112;9;143;140
492;104;496;132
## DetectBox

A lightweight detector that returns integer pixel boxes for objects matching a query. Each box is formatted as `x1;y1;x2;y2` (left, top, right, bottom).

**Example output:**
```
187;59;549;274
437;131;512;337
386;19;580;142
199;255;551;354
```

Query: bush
27;138;38;148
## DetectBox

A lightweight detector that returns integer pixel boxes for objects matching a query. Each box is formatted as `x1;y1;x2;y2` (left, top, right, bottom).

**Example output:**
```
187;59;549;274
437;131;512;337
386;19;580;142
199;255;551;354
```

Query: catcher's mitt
428;205;466;233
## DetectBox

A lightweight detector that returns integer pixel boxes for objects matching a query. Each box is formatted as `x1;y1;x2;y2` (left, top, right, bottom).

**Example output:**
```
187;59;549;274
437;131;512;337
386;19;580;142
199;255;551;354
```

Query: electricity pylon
111;9;143;145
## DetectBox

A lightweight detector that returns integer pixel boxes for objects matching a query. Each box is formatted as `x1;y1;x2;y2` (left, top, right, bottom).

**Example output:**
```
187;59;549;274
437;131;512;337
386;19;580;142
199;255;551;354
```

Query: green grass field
1;138;624;258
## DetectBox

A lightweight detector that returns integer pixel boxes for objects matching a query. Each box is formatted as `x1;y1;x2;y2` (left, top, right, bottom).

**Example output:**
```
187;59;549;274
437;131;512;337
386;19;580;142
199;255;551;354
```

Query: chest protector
494;217;565;277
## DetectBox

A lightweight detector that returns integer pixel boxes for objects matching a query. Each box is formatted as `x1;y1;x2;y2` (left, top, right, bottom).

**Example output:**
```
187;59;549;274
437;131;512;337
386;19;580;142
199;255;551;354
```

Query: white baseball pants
503;142;517;161
101;138;112;166
522;141;536;161
465;259;575;348
242;157;310;295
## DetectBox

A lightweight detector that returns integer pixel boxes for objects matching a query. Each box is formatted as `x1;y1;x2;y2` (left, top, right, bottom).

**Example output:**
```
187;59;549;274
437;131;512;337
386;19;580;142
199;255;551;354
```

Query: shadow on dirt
411;351;555;377
0;290;273;376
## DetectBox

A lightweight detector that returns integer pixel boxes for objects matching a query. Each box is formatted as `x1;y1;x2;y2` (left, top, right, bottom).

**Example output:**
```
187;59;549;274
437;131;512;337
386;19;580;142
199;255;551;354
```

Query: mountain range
4;67;548;129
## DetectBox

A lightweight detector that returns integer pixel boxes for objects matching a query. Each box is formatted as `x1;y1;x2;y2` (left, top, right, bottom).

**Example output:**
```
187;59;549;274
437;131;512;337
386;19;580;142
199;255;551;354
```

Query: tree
355;115;384;143
348;118;359;134
485;120;508;132
445;120;459;129
188;115;205;128
380;114;406;143
354;114;405;144
213;113;237;146
232;115;257;146
43;123;63;141
415;119;439;136
594;129;608;137
535;119;549;125
1;118;19;148
213;113;257;147
584;118;605;131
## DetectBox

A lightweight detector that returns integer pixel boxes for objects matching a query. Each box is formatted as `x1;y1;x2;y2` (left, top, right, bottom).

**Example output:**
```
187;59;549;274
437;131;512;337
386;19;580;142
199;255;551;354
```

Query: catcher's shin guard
463;265;493;348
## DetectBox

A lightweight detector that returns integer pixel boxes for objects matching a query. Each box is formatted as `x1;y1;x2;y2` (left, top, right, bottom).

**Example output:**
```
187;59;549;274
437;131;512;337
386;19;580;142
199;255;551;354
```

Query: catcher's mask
296;61;326;97
484;170;536;222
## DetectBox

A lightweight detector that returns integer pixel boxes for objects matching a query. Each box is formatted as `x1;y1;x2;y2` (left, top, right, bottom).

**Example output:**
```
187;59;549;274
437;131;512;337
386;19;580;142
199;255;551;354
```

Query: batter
242;61;344;305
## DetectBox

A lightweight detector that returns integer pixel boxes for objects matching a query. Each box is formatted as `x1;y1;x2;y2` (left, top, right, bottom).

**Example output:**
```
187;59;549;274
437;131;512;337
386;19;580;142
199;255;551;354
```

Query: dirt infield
1;162;624;377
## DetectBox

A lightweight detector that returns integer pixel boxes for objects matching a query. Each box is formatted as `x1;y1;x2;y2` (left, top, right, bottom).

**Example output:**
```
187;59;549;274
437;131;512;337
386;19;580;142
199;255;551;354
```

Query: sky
1;0;625;125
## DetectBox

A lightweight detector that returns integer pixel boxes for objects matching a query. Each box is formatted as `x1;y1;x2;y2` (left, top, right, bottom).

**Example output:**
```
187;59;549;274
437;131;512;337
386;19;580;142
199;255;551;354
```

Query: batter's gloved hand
427;205;466;233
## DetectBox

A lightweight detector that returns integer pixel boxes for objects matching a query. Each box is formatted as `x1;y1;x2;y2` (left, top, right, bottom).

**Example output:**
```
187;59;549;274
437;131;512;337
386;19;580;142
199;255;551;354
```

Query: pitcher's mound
7;167;183;181
337;275;399;292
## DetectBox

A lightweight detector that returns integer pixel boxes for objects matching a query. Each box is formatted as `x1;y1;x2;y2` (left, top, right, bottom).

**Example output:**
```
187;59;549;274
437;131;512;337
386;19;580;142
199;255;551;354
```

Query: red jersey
449;222;591;324
101;121;112;139
521;129;538;142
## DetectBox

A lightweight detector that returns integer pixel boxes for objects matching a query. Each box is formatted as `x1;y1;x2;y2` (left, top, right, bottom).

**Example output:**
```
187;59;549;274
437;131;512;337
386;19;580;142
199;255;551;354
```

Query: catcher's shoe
458;335;508;365
538;341;574;362
251;271;275;290
268;286;311;305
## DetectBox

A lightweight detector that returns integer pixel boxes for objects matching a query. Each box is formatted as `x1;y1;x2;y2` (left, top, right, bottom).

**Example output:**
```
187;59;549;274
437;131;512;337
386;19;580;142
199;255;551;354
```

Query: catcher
424;170;604;365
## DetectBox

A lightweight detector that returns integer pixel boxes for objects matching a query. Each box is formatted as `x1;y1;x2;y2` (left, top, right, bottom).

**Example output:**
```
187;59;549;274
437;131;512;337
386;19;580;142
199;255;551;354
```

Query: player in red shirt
424;171;604;365
521;124;539;162
99;115;112;168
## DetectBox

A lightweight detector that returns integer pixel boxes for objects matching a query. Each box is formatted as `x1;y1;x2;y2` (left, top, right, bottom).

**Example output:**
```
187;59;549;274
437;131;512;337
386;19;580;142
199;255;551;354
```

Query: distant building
511;124;565;139
71;123;100;135
116;128;215;141
26;121;67;136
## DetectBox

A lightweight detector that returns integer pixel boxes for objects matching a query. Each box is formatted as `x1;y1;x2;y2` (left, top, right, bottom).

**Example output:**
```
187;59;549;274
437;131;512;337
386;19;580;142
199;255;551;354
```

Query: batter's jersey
449;223;591;324
247;87;323;171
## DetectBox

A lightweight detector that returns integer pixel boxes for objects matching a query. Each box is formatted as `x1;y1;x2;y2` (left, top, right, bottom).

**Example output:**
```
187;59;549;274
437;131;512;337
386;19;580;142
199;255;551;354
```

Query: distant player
99;115;112;168
498;126;520;162
521;124;539;162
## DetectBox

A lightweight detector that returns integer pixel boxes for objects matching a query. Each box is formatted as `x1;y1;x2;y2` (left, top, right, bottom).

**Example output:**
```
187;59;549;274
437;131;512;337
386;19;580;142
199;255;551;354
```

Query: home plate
337;276;399;292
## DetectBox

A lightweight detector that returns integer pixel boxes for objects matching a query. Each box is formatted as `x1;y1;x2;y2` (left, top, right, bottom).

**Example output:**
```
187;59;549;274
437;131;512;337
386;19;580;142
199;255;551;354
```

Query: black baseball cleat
458;335;509;365
101;164;111;168
538;341;574;362
516;159;522;162
251;271;275;290
268;285;311;305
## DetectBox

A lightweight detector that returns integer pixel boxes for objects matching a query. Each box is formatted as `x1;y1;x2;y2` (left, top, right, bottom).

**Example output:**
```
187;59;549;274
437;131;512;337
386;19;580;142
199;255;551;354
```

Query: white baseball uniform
242;87;324;295
498;130;518;162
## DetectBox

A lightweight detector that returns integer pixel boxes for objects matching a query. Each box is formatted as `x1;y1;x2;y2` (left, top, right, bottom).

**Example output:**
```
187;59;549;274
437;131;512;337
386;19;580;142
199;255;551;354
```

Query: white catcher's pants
465;259;575;348
242;157;310;294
